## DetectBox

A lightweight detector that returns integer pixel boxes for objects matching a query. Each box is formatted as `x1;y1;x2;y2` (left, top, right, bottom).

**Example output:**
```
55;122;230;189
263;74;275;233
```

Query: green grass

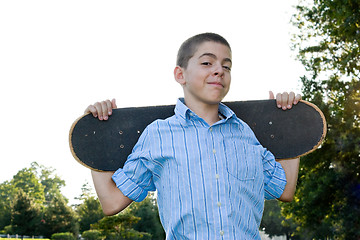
0;238;49;240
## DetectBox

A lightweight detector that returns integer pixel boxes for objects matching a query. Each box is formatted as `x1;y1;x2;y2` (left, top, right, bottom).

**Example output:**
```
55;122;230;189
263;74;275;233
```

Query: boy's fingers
111;98;117;109
287;92;295;109
94;102;104;120
269;91;275;100
100;101;110;120
84;99;116;121
272;91;302;110
281;92;289;110
276;93;282;109
85;105;98;118
105;100;113;116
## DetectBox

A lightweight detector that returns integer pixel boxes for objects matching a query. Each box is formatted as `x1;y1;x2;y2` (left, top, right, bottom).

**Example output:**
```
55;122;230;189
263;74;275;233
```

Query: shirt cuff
112;168;148;202
264;163;287;200
262;150;287;200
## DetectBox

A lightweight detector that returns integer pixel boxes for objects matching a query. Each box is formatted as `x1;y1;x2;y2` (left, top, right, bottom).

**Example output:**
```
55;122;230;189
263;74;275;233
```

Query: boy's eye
223;66;231;71
201;62;211;66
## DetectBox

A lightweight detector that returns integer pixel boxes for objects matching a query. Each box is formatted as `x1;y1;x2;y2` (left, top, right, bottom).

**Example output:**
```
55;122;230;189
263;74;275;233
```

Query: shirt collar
174;98;243;127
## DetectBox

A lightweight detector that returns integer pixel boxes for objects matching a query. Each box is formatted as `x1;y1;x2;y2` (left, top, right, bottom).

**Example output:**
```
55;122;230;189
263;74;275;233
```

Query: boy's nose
213;64;224;78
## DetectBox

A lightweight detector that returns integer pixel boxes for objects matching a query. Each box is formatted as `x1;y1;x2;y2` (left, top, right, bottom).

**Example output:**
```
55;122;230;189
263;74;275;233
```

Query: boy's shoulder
144;114;179;131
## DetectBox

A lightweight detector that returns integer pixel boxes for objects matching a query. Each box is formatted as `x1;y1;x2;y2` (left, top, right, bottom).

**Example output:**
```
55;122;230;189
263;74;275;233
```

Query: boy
86;33;301;239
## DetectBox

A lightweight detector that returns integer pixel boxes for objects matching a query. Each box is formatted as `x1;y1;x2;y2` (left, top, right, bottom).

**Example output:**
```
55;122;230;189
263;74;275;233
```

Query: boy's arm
91;170;133;215
276;158;300;202
85;99;133;215
269;91;302;202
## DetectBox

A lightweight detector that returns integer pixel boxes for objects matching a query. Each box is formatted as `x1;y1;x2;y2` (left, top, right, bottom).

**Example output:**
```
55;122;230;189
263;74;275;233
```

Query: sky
0;0;305;204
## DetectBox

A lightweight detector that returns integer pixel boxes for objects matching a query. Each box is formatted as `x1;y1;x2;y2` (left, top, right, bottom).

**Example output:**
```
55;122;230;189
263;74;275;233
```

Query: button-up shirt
112;98;286;239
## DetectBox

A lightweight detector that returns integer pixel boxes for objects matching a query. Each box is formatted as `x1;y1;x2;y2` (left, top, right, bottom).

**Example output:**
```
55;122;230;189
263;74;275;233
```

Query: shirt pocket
223;140;258;181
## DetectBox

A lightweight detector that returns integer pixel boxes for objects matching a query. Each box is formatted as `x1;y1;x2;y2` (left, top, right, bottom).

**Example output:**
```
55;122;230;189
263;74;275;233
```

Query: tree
0;181;15;230
11;189;42;238
75;182;104;233
91;212;151;240
32;162;66;204
11;167;45;205
0;162;86;236
291;0;360;80
282;0;360;239
260;200;297;239
76;196;104;233
41;195;78;238
127;194;165;240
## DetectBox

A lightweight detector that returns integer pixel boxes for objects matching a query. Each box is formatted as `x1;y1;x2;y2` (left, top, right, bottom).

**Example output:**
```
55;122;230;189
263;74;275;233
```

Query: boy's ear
174;66;186;85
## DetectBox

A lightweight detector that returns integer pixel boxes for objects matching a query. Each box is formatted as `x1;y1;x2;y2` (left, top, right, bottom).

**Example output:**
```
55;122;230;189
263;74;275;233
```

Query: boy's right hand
84;99;117;121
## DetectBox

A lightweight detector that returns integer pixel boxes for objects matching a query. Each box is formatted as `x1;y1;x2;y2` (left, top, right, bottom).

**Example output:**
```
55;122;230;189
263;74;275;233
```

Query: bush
106;230;151;240
51;232;75;240
82;230;103;240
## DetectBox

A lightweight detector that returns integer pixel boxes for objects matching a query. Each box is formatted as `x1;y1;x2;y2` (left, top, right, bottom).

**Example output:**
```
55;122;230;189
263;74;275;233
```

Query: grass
0;238;49;240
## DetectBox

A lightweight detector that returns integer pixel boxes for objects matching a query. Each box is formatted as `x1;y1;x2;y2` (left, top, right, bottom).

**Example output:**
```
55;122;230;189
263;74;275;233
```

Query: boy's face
174;41;232;106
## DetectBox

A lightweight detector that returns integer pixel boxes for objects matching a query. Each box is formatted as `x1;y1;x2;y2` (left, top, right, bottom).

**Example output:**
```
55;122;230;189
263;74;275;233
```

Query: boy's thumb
269;91;275;100
111;98;117;109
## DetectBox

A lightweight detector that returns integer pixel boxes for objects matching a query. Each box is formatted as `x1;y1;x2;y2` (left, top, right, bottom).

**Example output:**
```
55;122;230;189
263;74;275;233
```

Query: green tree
33;162;66;204
91;212;151;240
11;167;45;205
283;0;360;239
0;162;80;236
260;200;297;240
0;181;15;230
76;196;104;233
75;182;104;233
291;0;360;80
128;194;165;240
41;195;78;238
11;189;42;238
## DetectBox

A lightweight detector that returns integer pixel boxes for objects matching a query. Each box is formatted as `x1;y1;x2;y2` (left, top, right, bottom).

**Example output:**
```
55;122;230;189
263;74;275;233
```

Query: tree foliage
0;181;15;230
11;167;45;205
291;0;360;79
75;184;104;234
127;193;165;240
282;0;360;239
0;162;77;237
33;162;66;204
11;189;42;237
1;163;164;239
91;212;151;240
260;200;296;239
41;195;78;238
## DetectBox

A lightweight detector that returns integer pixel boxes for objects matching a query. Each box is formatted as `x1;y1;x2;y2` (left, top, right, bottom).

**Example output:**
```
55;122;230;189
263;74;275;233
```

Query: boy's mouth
207;81;224;88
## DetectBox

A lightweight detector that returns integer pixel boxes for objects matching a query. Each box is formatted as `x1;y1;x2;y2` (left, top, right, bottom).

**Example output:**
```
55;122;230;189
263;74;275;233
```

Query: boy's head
174;33;232;108
176;33;231;69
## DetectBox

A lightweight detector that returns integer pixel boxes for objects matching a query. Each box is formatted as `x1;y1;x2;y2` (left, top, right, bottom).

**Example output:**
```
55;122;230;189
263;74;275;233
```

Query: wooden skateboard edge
278;100;327;160
69;113;107;172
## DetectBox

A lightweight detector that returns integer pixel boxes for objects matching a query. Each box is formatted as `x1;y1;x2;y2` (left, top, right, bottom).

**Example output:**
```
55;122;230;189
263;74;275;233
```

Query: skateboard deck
69;100;326;171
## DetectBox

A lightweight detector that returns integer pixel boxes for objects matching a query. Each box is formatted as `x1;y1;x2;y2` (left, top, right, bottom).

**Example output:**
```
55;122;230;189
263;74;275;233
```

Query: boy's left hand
269;91;302;110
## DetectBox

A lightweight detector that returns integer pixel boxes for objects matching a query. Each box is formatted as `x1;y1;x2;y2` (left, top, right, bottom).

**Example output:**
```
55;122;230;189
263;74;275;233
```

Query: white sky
0;0;304;204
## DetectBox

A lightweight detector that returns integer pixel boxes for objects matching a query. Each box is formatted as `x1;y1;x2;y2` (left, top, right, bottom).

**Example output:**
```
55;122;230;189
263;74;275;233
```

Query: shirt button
220;230;224;236
209;127;213;132
212;149;216;154
217;202;221;207
215;174;220;179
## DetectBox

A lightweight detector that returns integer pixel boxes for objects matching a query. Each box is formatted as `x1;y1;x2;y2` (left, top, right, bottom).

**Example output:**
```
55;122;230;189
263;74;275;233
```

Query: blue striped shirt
112;98;287;239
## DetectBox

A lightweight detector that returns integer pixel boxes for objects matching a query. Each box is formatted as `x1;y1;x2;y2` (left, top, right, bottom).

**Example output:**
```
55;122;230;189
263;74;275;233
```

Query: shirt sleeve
112;127;156;202
261;149;287;200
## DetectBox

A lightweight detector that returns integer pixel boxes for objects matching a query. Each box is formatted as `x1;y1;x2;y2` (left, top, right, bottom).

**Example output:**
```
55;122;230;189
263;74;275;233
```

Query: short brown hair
176;33;231;69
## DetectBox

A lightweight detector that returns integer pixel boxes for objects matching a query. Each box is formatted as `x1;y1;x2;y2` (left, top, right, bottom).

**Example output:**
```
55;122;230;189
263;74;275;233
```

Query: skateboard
69;100;327;171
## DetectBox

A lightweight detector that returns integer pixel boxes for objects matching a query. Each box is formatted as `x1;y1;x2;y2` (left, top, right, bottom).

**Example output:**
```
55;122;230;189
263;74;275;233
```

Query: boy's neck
184;98;221;126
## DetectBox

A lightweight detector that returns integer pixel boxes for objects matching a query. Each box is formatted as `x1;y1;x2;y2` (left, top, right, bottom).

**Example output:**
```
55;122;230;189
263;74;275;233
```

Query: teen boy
86;33;301;239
